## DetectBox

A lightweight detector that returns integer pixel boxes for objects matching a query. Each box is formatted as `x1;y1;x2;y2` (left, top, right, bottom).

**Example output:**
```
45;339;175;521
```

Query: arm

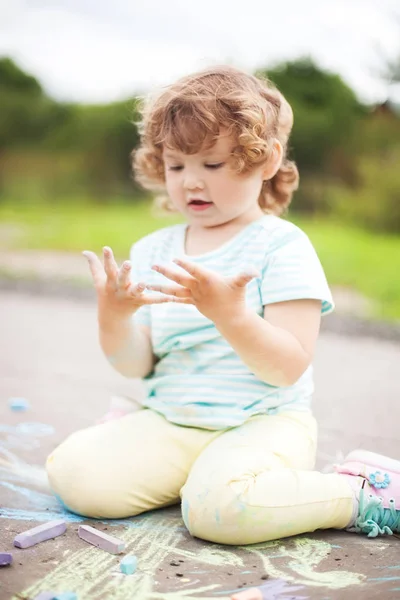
98;312;155;379
84;246;187;380
213;299;322;387
147;256;325;388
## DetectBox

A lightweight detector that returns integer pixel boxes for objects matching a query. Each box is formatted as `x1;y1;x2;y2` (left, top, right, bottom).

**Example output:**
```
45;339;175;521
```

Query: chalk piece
8;397;30;411
33;593;58;600
231;589;262;600
78;525;125;554
120;554;137;574
0;552;12;566
54;593;77;600
14;519;66;549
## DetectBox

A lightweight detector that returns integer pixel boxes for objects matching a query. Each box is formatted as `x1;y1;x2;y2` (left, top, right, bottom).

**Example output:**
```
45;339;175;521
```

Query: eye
205;163;224;169
167;166;183;171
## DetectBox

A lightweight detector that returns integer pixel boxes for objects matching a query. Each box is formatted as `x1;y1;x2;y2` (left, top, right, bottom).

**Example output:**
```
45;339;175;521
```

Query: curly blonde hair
132;65;299;215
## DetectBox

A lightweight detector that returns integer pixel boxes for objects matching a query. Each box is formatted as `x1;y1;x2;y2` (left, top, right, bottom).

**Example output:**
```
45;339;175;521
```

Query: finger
117;260;132;290
129;282;146;296
152;264;197;289
139;294;194;305
232;269;260;288
82;251;106;287
145;284;192;298
173;258;212;283
103;246;119;284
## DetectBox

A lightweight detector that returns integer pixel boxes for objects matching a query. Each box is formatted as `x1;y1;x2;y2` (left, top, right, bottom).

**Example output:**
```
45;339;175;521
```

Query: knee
181;466;293;545
46;428;134;519
181;474;258;545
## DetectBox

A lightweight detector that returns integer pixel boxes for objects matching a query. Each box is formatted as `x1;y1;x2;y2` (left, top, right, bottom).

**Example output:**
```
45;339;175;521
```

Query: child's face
162;129;267;228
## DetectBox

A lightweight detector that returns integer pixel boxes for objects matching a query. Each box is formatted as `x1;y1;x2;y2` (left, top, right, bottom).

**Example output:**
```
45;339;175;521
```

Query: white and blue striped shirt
130;214;334;430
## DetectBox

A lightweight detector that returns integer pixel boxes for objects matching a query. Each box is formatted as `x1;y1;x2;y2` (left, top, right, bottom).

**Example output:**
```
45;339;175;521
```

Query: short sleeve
129;240;151;328
260;230;334;315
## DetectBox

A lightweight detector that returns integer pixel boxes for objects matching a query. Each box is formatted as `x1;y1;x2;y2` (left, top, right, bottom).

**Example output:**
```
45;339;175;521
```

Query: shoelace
354;488;400;537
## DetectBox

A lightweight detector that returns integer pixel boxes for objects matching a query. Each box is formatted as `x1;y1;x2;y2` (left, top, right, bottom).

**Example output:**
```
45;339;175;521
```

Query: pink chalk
78;525;125;554
14;520;66;549
0;552;13;566
231;579;308;600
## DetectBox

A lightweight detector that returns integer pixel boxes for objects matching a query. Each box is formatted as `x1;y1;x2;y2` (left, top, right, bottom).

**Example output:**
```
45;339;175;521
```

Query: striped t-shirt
130;214;334;430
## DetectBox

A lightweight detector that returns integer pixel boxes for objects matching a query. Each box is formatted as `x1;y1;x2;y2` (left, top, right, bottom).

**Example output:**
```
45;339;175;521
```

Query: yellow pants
46;408;354;545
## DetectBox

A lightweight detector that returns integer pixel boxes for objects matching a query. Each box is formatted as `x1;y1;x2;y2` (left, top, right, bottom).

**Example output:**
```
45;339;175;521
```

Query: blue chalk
8;397;30;411
54;593;77;600
120;555;137;575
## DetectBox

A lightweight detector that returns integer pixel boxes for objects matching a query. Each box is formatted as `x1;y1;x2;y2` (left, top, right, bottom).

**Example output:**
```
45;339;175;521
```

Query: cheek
220;180;248;202
165;176;180;196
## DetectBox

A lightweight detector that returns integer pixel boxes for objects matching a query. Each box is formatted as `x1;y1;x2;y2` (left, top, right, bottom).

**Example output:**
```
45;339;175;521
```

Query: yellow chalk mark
151;588;225;599
245;537;365;589
156;545;243;568
15;516;364;600
20;516;184;600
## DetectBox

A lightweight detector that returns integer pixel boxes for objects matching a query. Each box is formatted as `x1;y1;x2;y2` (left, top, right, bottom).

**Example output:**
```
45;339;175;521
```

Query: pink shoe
335;449;400;538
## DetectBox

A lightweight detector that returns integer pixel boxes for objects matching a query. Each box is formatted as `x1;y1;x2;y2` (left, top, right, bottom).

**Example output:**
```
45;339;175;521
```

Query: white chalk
120;555;137;574
78;525;125;554
33;593;58;600
14;520;66;549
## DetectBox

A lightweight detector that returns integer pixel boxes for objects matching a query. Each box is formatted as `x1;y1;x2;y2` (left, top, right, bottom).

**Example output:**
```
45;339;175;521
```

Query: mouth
188;199;213;211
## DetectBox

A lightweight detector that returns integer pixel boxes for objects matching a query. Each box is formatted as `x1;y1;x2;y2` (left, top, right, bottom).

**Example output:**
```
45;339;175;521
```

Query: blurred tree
0;57;43;96
256;58;364;176
0;57;74;149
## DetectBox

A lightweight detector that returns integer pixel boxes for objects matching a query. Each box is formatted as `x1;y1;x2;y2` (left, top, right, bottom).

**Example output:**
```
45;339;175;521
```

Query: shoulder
256;215;310;253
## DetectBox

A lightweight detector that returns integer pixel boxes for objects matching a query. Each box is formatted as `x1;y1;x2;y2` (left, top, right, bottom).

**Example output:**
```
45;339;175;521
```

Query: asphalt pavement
0;290;399;600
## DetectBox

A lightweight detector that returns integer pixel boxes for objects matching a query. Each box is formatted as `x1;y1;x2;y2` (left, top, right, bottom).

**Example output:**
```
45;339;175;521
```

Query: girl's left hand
149;258;259;323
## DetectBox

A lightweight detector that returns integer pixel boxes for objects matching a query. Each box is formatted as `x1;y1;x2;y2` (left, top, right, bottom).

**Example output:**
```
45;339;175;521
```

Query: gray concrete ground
0;290;399;600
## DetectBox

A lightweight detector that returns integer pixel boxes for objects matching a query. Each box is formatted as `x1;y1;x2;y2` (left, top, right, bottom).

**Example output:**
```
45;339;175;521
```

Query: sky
0;0;400;105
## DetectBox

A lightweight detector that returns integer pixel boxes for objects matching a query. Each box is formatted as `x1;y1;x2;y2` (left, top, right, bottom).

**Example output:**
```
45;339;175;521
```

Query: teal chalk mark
0;507;187;530
0;508;84;523
17;422;55;436
0;482;59;509
368;576;400;582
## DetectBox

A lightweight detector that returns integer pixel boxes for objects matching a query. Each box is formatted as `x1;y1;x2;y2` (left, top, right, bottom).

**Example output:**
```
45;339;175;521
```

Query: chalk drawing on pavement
1;423;366;600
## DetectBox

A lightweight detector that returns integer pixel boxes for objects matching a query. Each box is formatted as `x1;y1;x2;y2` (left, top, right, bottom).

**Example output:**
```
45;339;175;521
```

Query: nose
183;169;204;191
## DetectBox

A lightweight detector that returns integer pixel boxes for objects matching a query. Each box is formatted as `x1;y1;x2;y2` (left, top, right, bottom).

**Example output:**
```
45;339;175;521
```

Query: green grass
0;199;183;257
1;199;400;321
293;216;400;321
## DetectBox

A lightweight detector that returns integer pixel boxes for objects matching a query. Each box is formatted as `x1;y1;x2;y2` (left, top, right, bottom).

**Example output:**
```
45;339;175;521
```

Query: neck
184;212;266;256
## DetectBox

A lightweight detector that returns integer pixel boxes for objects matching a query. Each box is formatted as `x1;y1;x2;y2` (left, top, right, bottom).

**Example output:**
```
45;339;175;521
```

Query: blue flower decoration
369;470;391;489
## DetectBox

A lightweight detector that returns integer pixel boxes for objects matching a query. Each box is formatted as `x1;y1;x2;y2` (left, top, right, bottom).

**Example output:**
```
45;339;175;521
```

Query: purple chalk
0;552;12;566
259;578;308;600
78;525;125;554
14;519;66;549
33;593;58;600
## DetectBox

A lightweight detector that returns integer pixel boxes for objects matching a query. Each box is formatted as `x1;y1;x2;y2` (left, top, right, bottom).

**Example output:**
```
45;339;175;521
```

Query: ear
262;140;283;180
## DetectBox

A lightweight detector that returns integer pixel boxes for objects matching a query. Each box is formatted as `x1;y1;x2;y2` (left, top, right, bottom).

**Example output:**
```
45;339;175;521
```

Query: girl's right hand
83;246;184;320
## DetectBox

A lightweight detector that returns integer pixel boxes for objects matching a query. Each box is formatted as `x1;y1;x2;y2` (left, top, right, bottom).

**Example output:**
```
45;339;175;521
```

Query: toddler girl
47;65;399;545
